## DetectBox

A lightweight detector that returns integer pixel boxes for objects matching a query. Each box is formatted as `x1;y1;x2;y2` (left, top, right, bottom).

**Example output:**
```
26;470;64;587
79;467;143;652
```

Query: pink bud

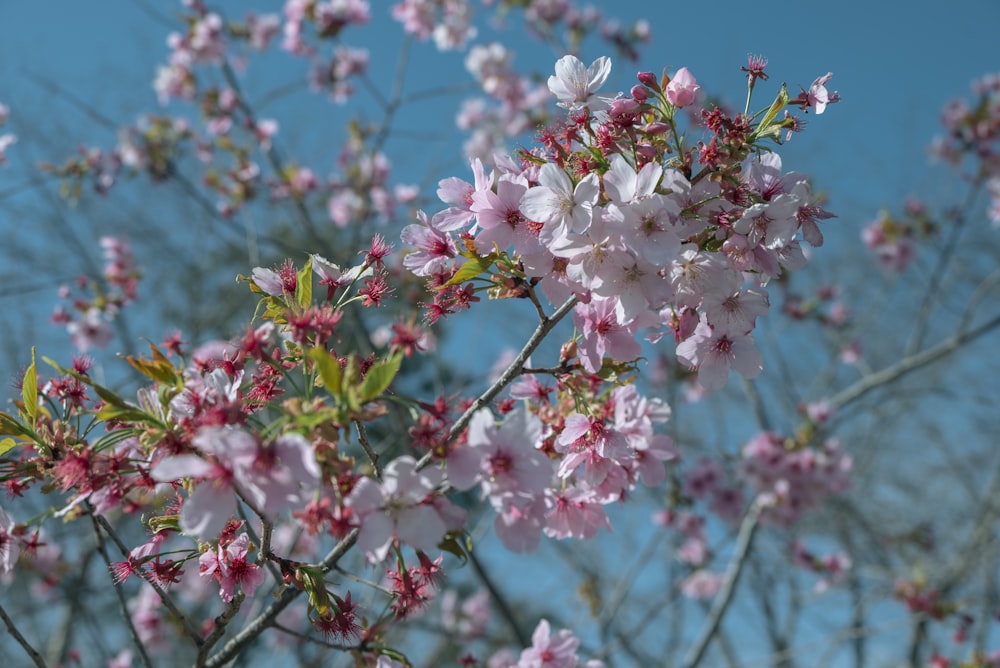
630;85;648;102
637;71;658;88
636;144;657;162
666;67;700;108
639;122;670;136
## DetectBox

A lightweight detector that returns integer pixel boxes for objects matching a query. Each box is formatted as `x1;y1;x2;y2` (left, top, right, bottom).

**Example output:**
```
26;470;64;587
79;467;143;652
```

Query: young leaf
21;348;38;426
0;411;31;437
359;352;402;404
295;256;313;309
309;347;343;397
125;343;181;385
445;255;493;287
0;438;18;457
750;82;789;142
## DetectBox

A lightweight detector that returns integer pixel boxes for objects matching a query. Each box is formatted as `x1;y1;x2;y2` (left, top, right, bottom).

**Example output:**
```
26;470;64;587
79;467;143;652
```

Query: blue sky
1;1;996;266
2;1;997;213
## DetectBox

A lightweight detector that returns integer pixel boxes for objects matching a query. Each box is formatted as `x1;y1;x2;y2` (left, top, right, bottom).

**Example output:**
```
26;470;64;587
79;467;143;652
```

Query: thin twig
597;529;667;630
905;180;983;355
0;600;47;668
195;592;245;667
89;509;154;668
829;311;1000;410
355;419;382;479
93;513;203;645
203;528;360;668
467;549;528;647
221;61;321;245
419;295;578;471
681;497;764;668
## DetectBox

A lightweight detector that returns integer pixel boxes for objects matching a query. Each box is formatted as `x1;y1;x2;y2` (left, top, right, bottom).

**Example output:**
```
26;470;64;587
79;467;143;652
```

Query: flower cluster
932;72;1000;224
0;37;852;665
405;54;835;392
742;432;852;526
51;236;141;353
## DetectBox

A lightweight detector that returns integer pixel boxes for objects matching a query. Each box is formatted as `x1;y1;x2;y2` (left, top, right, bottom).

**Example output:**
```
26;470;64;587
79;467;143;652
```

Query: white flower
547;54;612;111
519;163;600;247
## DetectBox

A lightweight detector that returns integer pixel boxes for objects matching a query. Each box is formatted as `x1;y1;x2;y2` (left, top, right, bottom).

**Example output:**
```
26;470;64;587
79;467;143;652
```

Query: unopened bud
630;85;648;102
639;122;670;136
637;71;657;88
560;340;578;364
635;144;657;162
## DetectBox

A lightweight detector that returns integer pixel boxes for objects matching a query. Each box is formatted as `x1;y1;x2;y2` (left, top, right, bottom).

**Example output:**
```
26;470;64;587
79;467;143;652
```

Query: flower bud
630;85;648;102
637;71;658;88
639;122;670;136
666;67;700;108
636;144;657;162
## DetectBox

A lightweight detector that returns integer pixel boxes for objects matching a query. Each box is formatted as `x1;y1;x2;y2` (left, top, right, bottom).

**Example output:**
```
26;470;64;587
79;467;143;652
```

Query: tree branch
92;513;203;645
89;510;154;668
0;600;47;668
467;548;528;647
431;295;578;465
829;311;1000;411
681;497;764;668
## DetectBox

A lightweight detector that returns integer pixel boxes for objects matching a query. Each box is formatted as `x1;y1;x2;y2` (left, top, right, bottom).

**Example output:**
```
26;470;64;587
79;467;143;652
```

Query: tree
1;3;998;667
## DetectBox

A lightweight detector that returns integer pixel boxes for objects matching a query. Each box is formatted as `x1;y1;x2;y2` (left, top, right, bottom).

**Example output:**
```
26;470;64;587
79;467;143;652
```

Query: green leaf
750;83;789;142
95;405;160;425
21;348;38;426
308;348;343;397
77;377;133;410
359;352;402;404
444;255;493;287
0;438;18;457
344;356;362;413
295;256;313;309
298;565;332;617
125;343;181;385
0;411;30;437
438;531;471;565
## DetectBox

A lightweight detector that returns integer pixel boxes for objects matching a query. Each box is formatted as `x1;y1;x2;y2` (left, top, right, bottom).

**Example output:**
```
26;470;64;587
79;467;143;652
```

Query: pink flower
544;487;610;540
0;505;18;574
441;588;491;639
401;210;459;277
547;54;612;111
666;67;699;108
680;569;723;600
675;315;763;391
151;427;320;540
0;133;15;166
806;72;837;114
520;163;600;246
435;157;491;231
573;296;649;374
346;456;464;562
67;308;114;353
494;498;546;553
198;533;265;602
517;619;583;668
447;408;552;511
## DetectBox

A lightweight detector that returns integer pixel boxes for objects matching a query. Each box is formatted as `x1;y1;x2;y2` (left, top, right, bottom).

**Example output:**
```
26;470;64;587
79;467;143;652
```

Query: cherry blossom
675;314;763;391
346;456;465;562
546;54;612;111
447;408;552;511
520;162;600;245
199;532;265;602
666;67;700;108
0;505;18;574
